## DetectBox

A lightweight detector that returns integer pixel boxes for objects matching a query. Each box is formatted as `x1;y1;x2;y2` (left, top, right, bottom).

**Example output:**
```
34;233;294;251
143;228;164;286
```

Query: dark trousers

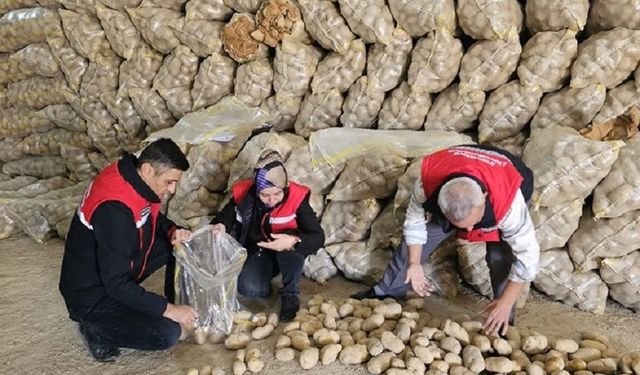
237;249;306;298
78;239;180;351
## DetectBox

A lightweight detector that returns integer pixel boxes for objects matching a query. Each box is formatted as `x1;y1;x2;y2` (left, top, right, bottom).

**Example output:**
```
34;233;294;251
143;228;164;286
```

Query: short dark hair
136;138;189;172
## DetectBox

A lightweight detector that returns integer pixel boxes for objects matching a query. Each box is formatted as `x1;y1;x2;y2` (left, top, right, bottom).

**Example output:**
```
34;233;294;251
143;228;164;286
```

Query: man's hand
405;263;433;297
483;297;514;336
163;303;198;326
257;233;299;252
210;223;226;239
171;229;191;245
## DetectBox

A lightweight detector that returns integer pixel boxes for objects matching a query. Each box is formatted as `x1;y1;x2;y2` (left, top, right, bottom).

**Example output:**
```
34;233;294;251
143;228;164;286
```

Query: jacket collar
117;153;161;203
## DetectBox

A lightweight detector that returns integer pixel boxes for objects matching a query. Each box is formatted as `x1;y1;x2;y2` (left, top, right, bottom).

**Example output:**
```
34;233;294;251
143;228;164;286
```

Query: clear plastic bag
325;241;391;286
366;27;413;93
378;82;432;130
297;0;355;54
525;0;588;32
531;84;606;133
456;0;523;40
174;228;247;335
424;84;485;132
530;198;583;251
311;39;365;95
600;251;640;312
388;0;456;38
337;0;394;44
408;29;463;94
191;53;236;112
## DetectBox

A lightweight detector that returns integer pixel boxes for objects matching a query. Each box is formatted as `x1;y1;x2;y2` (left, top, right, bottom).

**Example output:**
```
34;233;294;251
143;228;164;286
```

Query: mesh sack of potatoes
336;0;394;44
366;203;402;251
192;53;236;112
484;131;527;158
0;84;7;108
478;80;543;143
0;176;38;192
392;158;420;222
279;132;307;150
2;156;67;179
60;143;98;182
0;43;60;84
0;8;61;53
260;94;303;131
321;198;382;245
4;177;74;199
328;152;408;201
568;209;640;272
55;217;72;239
253;0;303;47
423;241;459;298
0;204;19;240
424;84;486;132
0;0;39;15
273;39;323;97
0;137;24;162
600;251;640;312
153;46;199;118
517;29;578;93
388;0;456;38
284;145;344;194
297;0;354;54
459;35;522;93
177;140;238;195
310;40;366;96
303;248;338;285
530;84;606;133
592;81;640;126
168;186;221;227
185;0;232;21
97;0;142;10
96;5;145;60
522;126;624;208
593;136;640;219
587;0;640;34
525;0;589;33
79;55;122;101
66;94;113;130
40;104;86;132
340;76;385;129
46;34;87;92
59;10;114;62
20;128;93;156
56;0;100;15
6;75;72;110
531;198;583;252
223;0;261;12
222;13;269;63
117;47;163;97
87;152;109;171
377;82;432;131
11;193;83;242
456;240;493;298
407;30;463;94
171;19;225;58
534;249;608;314
366;27;413;93
294;89;343;138
570;27;640;89
456;0;523;41
0;108;53;138
100;91;144;145
129;88;176;133
234;58;273;107
86;120;122;161
139;0;188;11
325;241;391;285
126;7;182;54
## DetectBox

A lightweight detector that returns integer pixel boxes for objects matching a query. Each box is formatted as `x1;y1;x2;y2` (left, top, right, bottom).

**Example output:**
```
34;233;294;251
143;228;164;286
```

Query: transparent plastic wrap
126;7;182;54
525;0;589;32
593;135;640;219
294;89;343;138
311;39;365;95
531;84;606;133
129;88;177;133
534;249;608;314
337;0;394;44
7;75;72;110
593;81;640;126
191;53;236;112
19;128;93;156
366;203;402;251
60;144;99;182
423;241;459;299
46;34;88;93
339;76;385;129
517;29;578;93
324;241;391;286
259;94;302;131
0;43;60;84
328;152;408;201
587;0;640;34
568;209;640;272
408;30;463;94
96;5;145;60
378;82;431;130
456;240;493;298
600;251;640;312
478;80;542;143
2;156;67;178
530;198;583;251
284;145;344;194
0;7;62;53
273;39;323;97
174;229;247;335
234;58;273;107
227;132;293;189
222;13;268;63
79;55;122;101
456;0;523;40
388;0;456;38
171;19;225;58
366;27;412;93
253;0;304;47
484;131;527;158
321;198;381;245
186;0;233;21
424;84;486;132
153;46;199;118
0;108;54;138
59;9;114;62
458;35;521;93
570;27;640;89
117;47;163;97
303;248;338;285
297;0;355;54
522;126;623;209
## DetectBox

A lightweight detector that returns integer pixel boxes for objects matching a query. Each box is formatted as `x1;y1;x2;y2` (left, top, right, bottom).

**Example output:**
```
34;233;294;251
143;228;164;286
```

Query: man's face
258;186;285;208
445;203;485;232
141;163;182;200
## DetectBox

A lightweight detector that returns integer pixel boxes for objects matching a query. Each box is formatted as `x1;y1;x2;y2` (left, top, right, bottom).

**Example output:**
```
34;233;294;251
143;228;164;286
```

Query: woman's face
258;186;285;207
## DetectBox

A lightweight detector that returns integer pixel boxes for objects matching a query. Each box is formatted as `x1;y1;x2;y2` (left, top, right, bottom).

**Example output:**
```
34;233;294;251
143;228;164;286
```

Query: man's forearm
499;280;526;305
407;244;423;266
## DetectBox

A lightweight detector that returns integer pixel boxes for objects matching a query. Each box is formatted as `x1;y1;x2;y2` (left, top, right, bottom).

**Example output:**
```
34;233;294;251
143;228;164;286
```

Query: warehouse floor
1;236;639;375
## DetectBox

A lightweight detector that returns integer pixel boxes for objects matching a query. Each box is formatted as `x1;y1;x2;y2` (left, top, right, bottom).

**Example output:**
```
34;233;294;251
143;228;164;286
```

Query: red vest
232;179;309;233
421;146;523;242
78;163;160;280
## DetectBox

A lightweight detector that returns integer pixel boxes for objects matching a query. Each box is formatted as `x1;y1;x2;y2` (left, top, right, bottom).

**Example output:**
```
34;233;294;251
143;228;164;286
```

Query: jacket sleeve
498;190;540;282
210;199;237;233
294;195;325;257
157;212;177;240
91;202;168;317
403;177;430;246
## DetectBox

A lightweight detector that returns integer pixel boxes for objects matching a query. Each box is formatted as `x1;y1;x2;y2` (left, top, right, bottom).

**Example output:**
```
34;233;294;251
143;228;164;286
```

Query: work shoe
349;288;390;301
79;323;120;363
279;295;299;322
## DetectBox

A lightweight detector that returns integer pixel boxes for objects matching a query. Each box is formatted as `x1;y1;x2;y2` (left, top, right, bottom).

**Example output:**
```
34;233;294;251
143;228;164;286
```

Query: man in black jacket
59;139;197;362
211;151;324;322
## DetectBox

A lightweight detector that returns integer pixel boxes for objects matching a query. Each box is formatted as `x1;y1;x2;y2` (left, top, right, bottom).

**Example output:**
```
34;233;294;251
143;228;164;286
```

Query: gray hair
437;177;485;221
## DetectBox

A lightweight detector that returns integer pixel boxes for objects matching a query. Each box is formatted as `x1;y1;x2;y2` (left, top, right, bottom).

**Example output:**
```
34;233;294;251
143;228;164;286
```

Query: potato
299;347;319;369
232;360;246;375
367;352;395;374
320;343;342;365
275;348;295;362
374;302;402;319
186;369;198;375
246;348;263;373
566;358;588;371
485;357;517;373
251;324;274;340
492;338;513;356
580;340;608;352
339;344;369;364
570;348;603;362
225;333;250;350
443;320;471;345
587;358;617;375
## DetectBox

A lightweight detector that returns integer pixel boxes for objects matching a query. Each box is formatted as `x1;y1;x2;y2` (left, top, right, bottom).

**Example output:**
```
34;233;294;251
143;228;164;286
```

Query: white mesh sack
126;7;182;54
408;29;463;94
525;0;589;33
139;0;189;11
59;9;114;62
169;20;223;58
260;94;303;131
79;55;122;101
387;0;456;38
47;33;88;93
530;198;583;251
100;91;145;145
484;131;527;158
234;58;273;107
321;198;382;245
366;202;402;252
366;27;413;93
0;0;39;15
456;0;523;40
377;82;431;131
294;89;343;138
587;0;640;34
0;8;62;53
273;39;323;97
339;76;385;129
0;108;54;138
223;0;261;13
456;240;493;298
325;241;391;286
592;81;640;125
191;53;236;112
336;0;394;44
96;4;145;60
303;248;338;285
185;0;233;21
41;104;87;133
284;145;344;195
6;75;72;110
117;47;163;97
129;88;176;133
424;84;485;132
311;39;366;95
296;0;355;54
19;128;93;156
153;45;199;118
530;84;606;133
458;35;522;93
60;144;98;182
423;241;460;299
2;156;67;179
600;251;640;312
0;137;24;162
0;43;60;84
98;0;143;10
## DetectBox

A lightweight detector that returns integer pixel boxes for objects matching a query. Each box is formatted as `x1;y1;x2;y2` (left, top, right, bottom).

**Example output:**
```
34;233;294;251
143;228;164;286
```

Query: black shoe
350;288;389;301
279;295;299;322
79;323;120;363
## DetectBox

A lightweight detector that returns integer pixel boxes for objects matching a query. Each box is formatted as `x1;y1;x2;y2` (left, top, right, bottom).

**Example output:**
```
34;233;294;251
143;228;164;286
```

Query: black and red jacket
59;153;176;321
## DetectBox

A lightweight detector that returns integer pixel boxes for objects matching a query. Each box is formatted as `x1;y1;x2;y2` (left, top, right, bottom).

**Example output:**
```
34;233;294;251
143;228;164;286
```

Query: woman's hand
257;233;300;252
